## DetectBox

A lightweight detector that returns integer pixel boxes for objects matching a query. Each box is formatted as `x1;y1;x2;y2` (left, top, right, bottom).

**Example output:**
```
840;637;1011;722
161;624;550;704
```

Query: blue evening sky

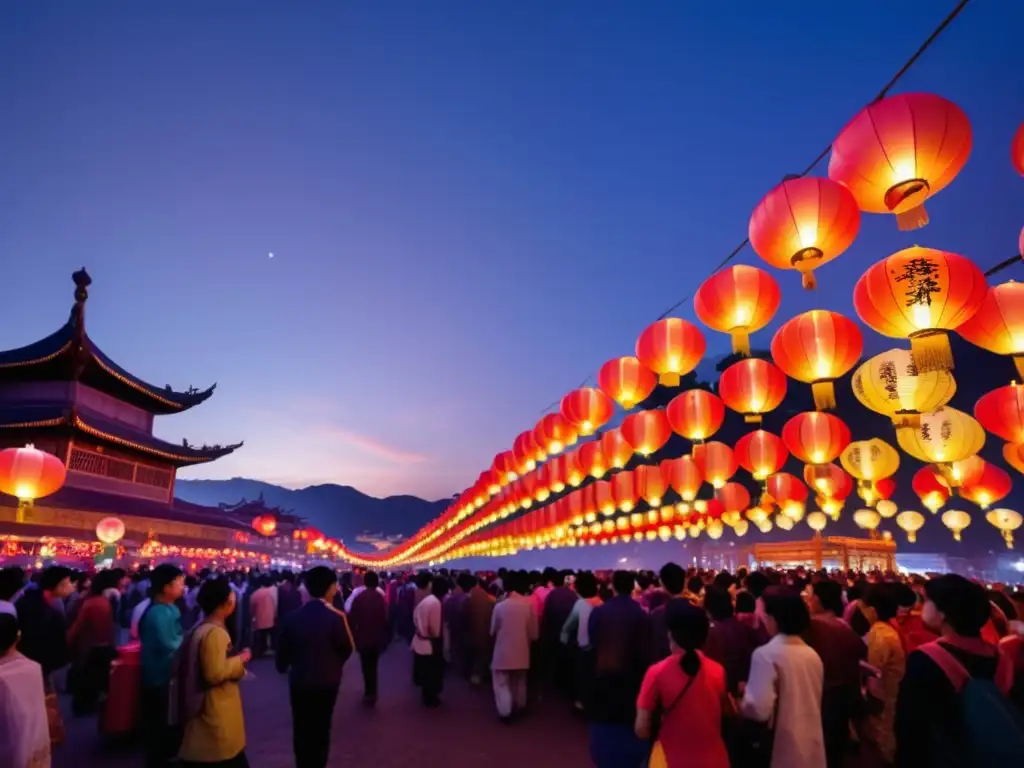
1;1;1021;500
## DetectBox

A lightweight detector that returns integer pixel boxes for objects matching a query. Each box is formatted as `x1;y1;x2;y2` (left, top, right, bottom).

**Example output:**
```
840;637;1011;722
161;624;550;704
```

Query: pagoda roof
0;269;217;414
0;403;242;466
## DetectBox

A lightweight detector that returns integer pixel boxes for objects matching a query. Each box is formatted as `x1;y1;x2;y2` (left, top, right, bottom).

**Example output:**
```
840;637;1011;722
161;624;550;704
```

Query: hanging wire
538;0;976;414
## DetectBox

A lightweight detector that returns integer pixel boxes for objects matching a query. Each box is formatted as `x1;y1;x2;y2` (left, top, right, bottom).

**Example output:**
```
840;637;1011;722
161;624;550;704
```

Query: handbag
649;667;700;767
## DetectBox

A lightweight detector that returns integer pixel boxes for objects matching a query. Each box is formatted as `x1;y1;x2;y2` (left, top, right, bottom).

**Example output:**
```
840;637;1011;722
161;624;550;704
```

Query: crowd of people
1;559;1023;767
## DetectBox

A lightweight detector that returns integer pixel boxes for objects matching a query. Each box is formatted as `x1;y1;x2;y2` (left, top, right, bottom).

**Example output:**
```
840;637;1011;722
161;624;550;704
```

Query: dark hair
432;577;450;599
762;587;810;635
197;577;233;616
895;582;919;610
458;573;477;592
259;574;273;589
925;574;991;637
0;567;25;601
686;576;704;596
713;571;735;590
90;569;119;596
150;564;183;598
612;570;635;596
703;584;733;621
666;599;709;676
659;563;686;596
812;581;845;617
39;566;71;593
989;590;1018;623
0;613;18;653
864;583;900;622
363;571;379;590
414;571;433;590
735;591;756;614
575;571;598;599
305;567;338;599
745;571;769;598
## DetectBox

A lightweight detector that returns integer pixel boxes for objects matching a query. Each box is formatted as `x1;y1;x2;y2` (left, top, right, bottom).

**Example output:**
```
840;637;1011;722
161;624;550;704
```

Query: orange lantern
693;441;737;489
766;472;809;510
578;441;608;479
666;389;725;442
735;430;788;481
252;515;277;537
694;265;781;354
517;474;537;509
976;384;1024;444
718;358;787;424
634;465;668;508
492;451;519;484
598;356;657;410
661;455;702;501
612;470;638;512
828;92;971;230
1005;442;1024;476
770;310;863;410
480;468;502;497
560;387;615;436
635;318;706;387
783;411;850;466
539;460;564;496
534;413;578;456
512;430;546;474
96;516;127;544
560;449;585;488
956;282;1024;379
601;428;634;470
592;480;616;516
912;467;950;514
716;482;751;516
1014;121;1024;177
853;246;987;372
960;462;1012;510
620;409;672;457
748;176;860;289
0;444;67;522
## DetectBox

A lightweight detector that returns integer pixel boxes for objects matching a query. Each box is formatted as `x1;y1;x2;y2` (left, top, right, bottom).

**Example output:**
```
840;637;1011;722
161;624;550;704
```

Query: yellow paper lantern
986;508;1022;548
775;513;794;531
853;508;882;530
841;439;900;508
876;500;898;519
757;518;774;534
806;511;828;532
732;519;750;537
851;348;956;426
897;407;985;465
896;510;925;542
941;509;972;541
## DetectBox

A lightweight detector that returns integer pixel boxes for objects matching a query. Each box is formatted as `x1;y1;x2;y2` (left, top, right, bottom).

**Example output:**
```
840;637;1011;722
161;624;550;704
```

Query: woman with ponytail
635;600;731;768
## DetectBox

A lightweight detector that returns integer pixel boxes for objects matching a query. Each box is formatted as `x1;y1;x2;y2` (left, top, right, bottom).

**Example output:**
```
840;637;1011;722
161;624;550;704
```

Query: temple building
0;270;304;566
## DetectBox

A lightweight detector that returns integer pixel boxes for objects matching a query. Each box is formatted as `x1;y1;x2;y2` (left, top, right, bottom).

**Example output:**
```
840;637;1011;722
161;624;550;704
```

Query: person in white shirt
0;614;51;768
344;583;387;614
411;575;447;707
741;586;826;768
491;571;539;720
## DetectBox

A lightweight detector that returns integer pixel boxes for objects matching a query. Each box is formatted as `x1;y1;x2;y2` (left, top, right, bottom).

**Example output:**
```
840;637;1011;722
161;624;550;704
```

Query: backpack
918;640;1024;766
168;623;217;727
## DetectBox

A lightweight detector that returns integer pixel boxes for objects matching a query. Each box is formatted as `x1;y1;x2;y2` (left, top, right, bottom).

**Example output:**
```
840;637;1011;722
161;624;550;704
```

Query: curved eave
73;416;243;465
0;322;74;369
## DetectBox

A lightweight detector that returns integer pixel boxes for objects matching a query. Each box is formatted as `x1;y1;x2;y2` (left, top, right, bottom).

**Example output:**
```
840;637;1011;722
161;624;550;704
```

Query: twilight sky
1;1;1021;501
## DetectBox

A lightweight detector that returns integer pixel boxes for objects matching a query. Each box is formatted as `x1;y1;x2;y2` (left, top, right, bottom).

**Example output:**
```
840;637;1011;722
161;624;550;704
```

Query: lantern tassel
894;203;929;231
1014;355;1024;381
658;372;681;387
801;271;817;290
811;381;837;411
910;331;954;373
731;330;751;356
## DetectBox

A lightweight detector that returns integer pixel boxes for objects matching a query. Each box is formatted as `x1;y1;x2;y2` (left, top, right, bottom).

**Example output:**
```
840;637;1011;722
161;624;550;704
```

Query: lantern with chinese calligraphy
854;247;987;372
896;407;986;466
828;93;971;230
560;387;615;436
666;389;725;442
749;176;860;289
694;265;781;354
913;467;950;513
975;383;1024;443
601;428;634;470
941;509;971;541
693;442;737;489
957;282;1024;379
0;444;67;523
735;430;788;481
635;319;706;387
512;430;546;475
534;413;578;456
661;455;702;502
960;462;1012;510
252;515;277;537
897;510;926;543
598;356;658;410
852;348;956;427
840;439;900;507
620;409;672;457
783;412;851;466
96;516;126;544
578;441;608;478
987;508;1022;548
718;358;787;424
771;310;863;410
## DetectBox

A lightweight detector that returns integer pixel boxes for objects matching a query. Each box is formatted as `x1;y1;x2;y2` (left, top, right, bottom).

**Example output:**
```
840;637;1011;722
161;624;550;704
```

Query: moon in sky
268;252;274;259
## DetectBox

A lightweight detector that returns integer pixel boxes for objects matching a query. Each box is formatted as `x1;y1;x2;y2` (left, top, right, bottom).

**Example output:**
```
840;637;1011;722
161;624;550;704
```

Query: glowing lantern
480;468;502;497
517;475;536;509
0;444;67;522
783;411;850;465
1004;442;1024;476
749;176;860;289
806;511;828;533
986;508;1022;548
852;348;956;427
492;451;519;484
560;387;615;436
897;510;926;543
960;462;1012;510
592;480;616;516
732;519;750;536
598;356;657;410
716;482;751;517
853;508;881;531
692;442;737;489
941;509;972;541
578;441;608;479
96;517;126;544
803;463;852;502
612;470;638;513
896;407;985;466
634;465;668;508
975;384;1024;443
600;428;634;470
876;500;898;519
666;389;725;442
957;282;1024;379
534;413;578;456
661;456;702;501
620;409;672;457
854;247;987;372
840;439;900;505
540;460;564;495
718;358;787;424
735;430;788;481
747;506;770;525
694;265;781;354
828;92;971;230
913;467;950;513
560;450;585;488
512;430;546;474
252;515;277;537
775;514;794;531
766;472;808;517
635;318;706;387
771;310;863;410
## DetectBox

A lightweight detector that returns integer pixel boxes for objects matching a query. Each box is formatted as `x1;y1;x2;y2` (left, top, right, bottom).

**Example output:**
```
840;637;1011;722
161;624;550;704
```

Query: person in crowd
541;569;578;696
139;563;186;768
742;586;826;768
0;613;51;768
703;583;760;697
412;571;432;610
560;570;603;711
412;574;447;708
348;570;389;706
636;600;731;768
0;566;25;617
442;573;471;673
587;570;651;768
491;570;539;721
65;573;90;625
248;575;276;658
14;566;72;686
344;570;387;613
649;562;686;662
806;579;866;768
890;581;937;653
894;574;1015;767
67;569;119;715
177;577;250;768
466;573;496;685
683;575;704;606
130;589;153;642
228;574;248;648
861;583;906;765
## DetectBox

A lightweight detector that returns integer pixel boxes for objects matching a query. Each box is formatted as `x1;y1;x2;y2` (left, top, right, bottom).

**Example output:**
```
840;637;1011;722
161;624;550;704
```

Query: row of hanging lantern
336;94;1024;567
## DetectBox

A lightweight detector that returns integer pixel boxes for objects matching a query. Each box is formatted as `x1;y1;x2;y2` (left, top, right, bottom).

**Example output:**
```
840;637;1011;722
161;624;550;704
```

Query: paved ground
55;644;593;768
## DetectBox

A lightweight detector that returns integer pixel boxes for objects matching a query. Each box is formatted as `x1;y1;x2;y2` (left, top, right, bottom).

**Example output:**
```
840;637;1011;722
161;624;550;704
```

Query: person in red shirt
889;582;938;653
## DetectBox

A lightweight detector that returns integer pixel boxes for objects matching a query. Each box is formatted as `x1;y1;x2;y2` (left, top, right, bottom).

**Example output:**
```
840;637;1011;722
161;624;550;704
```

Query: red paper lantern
597;356;658;410
770;310;863;410
694;265;781;354
693;441;737;489
716;482;751;514
592;480;617;516
828;92;971;230
912;467;950;513
766;472;809;506
539;460;564;495
960;461;1012;510
718;358;787;424
735;430;788;481
803;463;852;501
578;441;608;478
782;411;850;465
252;515;277;537
559;450;585;488
661;456;702;501
666;389;725;442
875;477;897;501
518;473;537;509
479;468;502;497
1004;443;1024;476
512;430;546;474
612;470;638;512
635;318;706;387
601;428;634;470
96;516;126;544
534;413;578;456
620;409;672;457
0;444;66;512
634;464;668;507
1014;121;1024;177
956;282;1024;379
854;246;987;372
492;451;519;484
975;383;1024;443
749;176;860;288
560;387;615;436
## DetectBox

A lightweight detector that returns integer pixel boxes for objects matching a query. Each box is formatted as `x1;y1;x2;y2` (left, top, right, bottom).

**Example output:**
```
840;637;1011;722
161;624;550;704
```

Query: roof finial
72;268;91;304
69;268;92;361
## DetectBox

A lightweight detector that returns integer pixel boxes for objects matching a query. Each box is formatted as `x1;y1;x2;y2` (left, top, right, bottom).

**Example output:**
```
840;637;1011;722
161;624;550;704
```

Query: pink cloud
323;427;428;465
